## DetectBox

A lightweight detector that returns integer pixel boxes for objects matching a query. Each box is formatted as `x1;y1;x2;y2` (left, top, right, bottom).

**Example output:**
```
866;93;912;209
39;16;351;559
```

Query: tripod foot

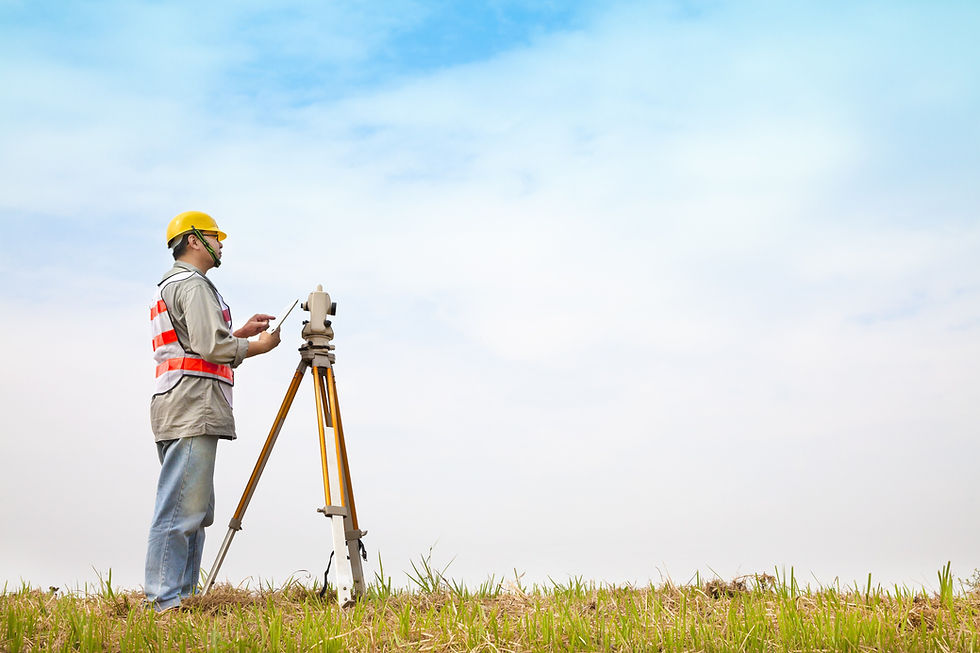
201;527;238;594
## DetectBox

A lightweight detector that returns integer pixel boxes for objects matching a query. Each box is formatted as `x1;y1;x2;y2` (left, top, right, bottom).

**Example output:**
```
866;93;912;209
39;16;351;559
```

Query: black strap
317;541;368;598
318;551;335;599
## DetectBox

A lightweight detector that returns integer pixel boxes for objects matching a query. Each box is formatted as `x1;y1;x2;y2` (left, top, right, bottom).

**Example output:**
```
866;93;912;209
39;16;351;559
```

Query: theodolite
201;285;367;606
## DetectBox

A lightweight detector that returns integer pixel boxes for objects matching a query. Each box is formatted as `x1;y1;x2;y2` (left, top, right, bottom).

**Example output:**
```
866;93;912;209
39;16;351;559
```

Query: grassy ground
3;564;980;652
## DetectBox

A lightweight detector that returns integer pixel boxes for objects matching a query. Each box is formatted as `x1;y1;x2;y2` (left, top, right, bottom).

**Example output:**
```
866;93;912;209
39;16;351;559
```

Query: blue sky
1;1;979;593
1;2;591;115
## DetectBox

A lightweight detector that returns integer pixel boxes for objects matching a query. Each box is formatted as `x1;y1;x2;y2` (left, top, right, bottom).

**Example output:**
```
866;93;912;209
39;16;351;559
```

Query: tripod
201;286;367;606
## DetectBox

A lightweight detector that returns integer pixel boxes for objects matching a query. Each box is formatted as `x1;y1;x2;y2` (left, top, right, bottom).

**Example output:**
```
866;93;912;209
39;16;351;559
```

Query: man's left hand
234;313;276;338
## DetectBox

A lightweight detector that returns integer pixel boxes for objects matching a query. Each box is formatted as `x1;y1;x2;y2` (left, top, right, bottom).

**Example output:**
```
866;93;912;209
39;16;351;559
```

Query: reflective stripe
156;357;233;382
150;299;168;320
152;330;178;351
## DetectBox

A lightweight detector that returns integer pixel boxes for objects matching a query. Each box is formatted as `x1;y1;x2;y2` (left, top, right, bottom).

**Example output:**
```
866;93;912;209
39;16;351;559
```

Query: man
145;210;280;612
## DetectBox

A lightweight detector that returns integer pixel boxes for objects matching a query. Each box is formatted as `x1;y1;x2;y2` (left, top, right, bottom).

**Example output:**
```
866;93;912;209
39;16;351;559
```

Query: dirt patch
704;579;746;599
181;584;262;614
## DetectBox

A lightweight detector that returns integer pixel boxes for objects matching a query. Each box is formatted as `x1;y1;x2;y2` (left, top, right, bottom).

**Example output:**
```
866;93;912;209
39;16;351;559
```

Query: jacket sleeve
178;282;249;368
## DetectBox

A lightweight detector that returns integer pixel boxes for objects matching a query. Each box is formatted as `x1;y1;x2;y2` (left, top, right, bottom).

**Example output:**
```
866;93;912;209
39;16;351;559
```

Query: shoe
143;600;184;615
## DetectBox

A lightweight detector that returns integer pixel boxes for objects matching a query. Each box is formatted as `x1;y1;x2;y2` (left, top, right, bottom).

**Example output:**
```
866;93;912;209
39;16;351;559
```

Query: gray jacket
150;261;249;441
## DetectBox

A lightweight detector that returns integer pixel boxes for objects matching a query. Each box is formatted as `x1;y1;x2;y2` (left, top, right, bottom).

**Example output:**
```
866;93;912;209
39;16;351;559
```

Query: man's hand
245;328;281;358
234;313;276;338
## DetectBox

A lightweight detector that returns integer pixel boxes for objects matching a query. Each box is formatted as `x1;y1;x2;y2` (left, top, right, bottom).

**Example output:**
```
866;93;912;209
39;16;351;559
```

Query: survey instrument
202;285;367;606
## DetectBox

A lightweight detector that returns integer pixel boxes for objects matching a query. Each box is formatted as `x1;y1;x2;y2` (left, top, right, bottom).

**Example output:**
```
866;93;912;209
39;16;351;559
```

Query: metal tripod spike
201;284;367;607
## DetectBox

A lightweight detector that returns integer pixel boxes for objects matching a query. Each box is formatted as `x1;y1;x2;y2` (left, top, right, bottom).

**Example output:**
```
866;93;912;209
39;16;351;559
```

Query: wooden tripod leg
322;366;367;602
326;367;358;529
313;364;365;606
202;360;308;594
311;365;333;507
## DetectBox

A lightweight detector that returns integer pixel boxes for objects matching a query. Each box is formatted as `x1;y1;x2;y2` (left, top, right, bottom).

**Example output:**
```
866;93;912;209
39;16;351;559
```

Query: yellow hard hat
166;211;228;247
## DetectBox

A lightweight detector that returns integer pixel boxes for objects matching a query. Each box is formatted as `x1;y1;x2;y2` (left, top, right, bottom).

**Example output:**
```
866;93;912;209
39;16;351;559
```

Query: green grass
4;563;980;652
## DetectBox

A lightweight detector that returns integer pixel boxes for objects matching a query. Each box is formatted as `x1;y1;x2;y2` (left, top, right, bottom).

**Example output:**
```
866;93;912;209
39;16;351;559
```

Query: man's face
196;231;223;262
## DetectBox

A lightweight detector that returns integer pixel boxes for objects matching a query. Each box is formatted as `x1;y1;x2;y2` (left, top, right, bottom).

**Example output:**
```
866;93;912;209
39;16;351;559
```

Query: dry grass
4;566;980;651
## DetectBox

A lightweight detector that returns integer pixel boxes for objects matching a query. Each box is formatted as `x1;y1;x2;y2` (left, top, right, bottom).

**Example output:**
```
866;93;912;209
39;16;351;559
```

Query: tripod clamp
317;506;368;540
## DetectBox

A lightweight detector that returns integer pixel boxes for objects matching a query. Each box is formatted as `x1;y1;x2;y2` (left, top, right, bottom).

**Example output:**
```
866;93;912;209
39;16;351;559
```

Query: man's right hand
246;328;281;358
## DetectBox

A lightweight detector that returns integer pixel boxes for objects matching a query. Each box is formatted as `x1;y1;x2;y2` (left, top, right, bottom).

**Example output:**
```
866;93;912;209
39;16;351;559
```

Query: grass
4;562;980;652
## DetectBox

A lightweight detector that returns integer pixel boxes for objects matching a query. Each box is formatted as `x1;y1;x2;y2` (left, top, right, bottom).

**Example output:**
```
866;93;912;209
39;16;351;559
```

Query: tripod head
301;284;337;346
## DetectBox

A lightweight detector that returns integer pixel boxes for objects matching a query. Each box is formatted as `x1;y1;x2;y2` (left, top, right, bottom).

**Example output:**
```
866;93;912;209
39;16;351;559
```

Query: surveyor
145;211;281;612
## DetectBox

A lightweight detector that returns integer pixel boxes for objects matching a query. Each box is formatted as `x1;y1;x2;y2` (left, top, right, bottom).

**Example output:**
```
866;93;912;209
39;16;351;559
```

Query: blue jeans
144;435;218;611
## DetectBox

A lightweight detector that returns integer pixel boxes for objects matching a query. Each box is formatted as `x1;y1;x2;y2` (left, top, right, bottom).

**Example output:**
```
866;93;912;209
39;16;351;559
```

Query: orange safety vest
151;269;234;395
